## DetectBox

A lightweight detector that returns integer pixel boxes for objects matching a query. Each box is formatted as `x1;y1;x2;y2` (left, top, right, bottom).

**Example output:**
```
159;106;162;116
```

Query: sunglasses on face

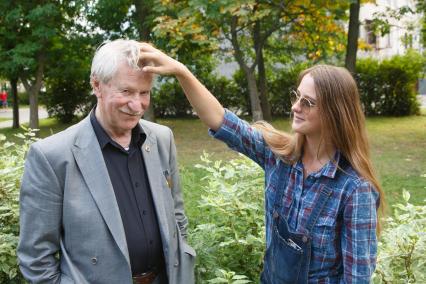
290;90;317;113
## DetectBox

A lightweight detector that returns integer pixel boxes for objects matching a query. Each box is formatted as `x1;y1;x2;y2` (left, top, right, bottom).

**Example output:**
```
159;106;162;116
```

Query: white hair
90;39;142;84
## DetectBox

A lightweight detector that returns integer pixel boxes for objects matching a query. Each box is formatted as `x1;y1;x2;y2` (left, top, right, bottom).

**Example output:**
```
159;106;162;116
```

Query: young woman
140;43;384;283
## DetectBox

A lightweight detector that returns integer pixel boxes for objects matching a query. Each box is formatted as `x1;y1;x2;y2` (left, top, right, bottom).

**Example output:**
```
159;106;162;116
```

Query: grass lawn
0;117;11;122
1;113;425;210
0;118;75;140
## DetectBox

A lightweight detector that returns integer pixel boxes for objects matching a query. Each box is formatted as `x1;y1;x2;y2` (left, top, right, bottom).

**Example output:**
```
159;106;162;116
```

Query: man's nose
127;96;144;112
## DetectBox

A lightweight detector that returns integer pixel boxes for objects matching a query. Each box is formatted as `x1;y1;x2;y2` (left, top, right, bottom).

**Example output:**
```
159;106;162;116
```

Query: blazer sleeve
167;128;189;239
17;143;62;283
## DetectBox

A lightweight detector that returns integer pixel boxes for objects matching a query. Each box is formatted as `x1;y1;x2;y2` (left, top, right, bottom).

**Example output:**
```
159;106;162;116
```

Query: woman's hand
139;43;187;77
139;42;225;131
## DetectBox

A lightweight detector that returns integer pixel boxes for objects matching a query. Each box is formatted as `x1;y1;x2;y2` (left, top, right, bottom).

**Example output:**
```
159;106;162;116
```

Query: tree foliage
43;36;96;123
0;1;86;129
153;0;348;121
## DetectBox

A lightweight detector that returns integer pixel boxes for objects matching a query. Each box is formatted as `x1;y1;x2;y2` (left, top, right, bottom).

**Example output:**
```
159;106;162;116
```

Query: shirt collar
295;150;341;179
318;150;340;178
90;106;146;150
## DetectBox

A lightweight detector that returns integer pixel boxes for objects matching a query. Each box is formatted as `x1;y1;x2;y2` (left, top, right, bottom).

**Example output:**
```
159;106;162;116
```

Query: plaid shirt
209;110;379;283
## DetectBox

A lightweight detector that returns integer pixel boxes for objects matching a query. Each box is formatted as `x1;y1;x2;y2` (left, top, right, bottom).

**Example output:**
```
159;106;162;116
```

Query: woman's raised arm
140;43;225;131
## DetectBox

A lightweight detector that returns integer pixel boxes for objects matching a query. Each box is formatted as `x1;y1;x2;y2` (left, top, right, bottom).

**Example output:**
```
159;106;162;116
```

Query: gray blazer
17;115;195;284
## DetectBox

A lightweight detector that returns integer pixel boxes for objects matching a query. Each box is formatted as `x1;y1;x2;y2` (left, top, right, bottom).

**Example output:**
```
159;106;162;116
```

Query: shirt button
135;182;139;187
149;240;153;245
302;236;308;243
174;261;179;267
91;257;97;265
143;210;147;215
273;212;279;219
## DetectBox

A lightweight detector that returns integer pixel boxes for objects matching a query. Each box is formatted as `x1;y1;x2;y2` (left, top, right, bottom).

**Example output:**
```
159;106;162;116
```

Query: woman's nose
291;98;301;113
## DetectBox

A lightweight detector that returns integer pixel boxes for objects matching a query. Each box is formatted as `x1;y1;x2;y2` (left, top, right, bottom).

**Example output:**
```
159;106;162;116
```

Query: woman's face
291;74;321;137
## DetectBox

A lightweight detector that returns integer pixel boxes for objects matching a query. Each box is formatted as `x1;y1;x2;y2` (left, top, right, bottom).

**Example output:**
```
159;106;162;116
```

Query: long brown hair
254;65;385;233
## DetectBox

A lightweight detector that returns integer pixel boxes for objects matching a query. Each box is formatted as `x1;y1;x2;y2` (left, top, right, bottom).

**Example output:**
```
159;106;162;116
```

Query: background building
358;0;424;59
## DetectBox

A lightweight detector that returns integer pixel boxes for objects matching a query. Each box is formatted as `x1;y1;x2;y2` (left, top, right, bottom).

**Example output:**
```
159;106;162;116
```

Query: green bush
43;38;96;123
153;75;240;117
189;155;426;283
17;92;29;106
356;50;424;116
0;129;37;284
43;64;95;123
232;63;309;117
268;63;309;116
152;78;193;117
188;153;265;283
1;139;425;283
373;190;426;283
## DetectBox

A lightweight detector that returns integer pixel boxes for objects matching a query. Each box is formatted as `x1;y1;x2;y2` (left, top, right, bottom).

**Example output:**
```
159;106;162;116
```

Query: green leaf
402;189;411;202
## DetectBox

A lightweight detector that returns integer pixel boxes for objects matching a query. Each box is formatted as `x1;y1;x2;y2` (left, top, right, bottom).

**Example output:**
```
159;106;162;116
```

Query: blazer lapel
71;117;130;266
140;125;171;242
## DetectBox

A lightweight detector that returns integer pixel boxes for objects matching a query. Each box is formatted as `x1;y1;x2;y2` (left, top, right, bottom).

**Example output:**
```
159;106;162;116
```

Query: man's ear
91;77;102;99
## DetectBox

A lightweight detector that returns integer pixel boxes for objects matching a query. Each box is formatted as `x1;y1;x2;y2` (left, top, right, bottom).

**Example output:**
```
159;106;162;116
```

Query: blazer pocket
163;169;173;189
182;242;196;257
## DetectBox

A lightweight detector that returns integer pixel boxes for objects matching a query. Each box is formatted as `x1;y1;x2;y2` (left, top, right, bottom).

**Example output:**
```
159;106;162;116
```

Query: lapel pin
144;145;151;152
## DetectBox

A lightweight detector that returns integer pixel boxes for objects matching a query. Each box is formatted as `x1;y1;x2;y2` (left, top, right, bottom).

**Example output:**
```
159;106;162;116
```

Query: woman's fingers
139;47;184;76
139;51;157;62
139;42;156;52
142;65;163;74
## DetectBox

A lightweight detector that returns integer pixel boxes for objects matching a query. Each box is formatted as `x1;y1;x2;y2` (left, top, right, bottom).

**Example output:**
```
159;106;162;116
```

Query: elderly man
18;39;195;284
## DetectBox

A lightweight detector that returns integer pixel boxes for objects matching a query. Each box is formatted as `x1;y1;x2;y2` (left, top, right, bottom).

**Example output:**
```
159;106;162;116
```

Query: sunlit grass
160;114;426;208
1;113;425;208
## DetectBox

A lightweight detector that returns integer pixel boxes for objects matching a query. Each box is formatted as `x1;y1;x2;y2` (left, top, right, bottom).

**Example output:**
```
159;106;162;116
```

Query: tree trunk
10;78;19;129
21;53;45;130
345;0;360;73
28;88;39;129
257;49;271;121
230;16;263;121
134;0;155;122
254;20;272;121
245;68;263;122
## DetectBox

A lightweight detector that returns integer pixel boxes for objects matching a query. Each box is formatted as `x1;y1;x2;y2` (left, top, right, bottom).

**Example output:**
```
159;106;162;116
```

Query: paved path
418;95;426;108
0;107;48;129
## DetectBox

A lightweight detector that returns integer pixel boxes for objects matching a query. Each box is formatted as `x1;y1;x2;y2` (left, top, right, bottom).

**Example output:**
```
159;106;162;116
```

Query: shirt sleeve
208;109;269;169
341;180;379;283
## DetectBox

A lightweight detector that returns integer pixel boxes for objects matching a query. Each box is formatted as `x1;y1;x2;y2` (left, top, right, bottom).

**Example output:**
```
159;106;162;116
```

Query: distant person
18;39;195;284
139;44;384;283
0;90;7;110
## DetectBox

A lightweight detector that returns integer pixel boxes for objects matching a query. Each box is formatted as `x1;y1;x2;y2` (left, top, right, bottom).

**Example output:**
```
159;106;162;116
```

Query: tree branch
230;16;249;72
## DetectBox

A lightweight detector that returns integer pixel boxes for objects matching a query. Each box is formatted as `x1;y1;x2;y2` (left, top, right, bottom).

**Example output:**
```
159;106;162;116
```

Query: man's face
93;62;153;136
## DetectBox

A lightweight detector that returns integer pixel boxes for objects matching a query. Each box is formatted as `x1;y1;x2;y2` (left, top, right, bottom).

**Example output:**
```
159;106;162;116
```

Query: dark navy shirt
90;110;164;275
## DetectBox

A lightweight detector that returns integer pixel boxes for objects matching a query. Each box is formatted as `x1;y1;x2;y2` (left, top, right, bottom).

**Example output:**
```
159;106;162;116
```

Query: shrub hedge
153;51;424;118
1;136;426;283
355;50;424;116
